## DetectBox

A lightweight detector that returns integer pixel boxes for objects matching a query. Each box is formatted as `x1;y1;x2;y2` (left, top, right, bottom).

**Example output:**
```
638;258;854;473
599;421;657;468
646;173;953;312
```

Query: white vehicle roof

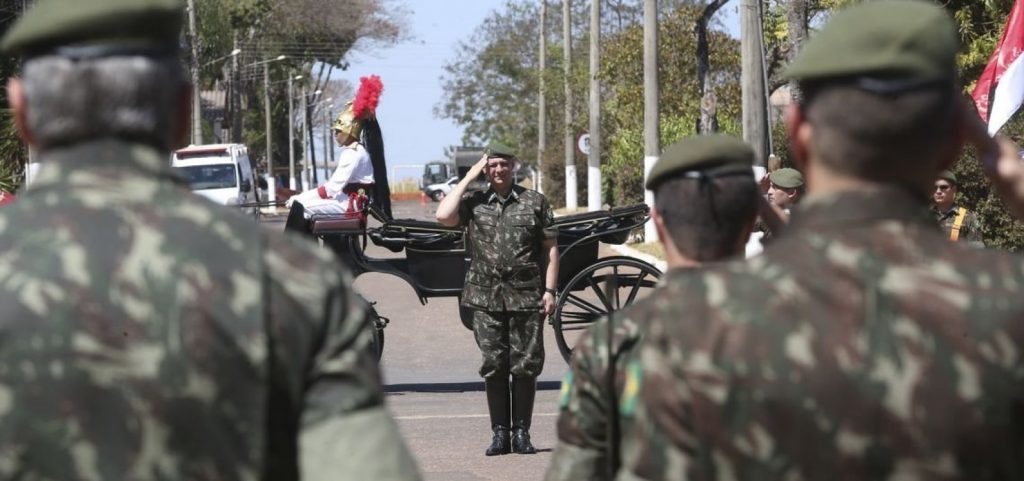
172;144;247;167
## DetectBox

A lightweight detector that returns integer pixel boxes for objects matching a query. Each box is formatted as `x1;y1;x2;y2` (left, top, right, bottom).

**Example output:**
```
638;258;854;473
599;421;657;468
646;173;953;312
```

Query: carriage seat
308;189;373;235
310;212;366;235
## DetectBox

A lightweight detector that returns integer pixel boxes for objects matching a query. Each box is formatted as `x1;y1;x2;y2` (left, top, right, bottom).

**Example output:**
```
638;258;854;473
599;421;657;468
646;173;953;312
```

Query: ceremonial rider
436;142;559;456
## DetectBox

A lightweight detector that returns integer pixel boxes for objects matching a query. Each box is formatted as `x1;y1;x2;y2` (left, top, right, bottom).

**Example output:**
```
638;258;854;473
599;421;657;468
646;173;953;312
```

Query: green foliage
438;0;741;208
0;6;25;193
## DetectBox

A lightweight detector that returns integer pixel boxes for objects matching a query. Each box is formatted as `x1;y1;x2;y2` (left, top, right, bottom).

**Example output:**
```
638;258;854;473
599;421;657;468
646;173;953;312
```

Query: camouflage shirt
546;269;688;481
933;204;984;248
0;140;419;481
459;185;557;311
618;186;1024;481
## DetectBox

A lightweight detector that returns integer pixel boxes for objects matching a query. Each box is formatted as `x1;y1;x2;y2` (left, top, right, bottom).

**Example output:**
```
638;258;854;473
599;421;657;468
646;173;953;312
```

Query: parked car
171;143;260;220
422;176;458;202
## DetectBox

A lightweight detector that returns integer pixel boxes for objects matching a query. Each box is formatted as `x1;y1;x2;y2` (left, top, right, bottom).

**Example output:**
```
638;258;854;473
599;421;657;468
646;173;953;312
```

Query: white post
643;0;659;243
563;0;578;210
288;75;297;190
587;0;602;211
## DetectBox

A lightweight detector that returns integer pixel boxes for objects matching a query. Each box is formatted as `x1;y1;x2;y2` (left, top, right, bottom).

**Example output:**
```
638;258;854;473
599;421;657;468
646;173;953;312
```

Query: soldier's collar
789;185;936;230
487;186;520;204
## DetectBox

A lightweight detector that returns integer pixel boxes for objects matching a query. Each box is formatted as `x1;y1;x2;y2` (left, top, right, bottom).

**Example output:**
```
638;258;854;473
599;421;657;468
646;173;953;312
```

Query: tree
192;0;406;174
437;0;740;207
695;0;730;134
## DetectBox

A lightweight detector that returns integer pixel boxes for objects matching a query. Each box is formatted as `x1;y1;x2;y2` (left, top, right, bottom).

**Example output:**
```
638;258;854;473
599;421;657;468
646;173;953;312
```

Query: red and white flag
973;0;1024;135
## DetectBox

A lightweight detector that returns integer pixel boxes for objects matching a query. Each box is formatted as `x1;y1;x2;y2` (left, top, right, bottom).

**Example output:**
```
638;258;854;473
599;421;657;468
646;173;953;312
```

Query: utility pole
187;0;202;145
263;62;274;206
288;75;296;190
537;0;547;194
741;0;769;166
300;86;309;189
563;0;578;210
230;33;241;143
588;0;602;211
643;0;659;242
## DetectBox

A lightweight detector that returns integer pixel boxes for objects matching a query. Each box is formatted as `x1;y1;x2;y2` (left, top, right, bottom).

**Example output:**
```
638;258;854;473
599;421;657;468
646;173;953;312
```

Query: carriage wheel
551;256;662;363
364;298;387;362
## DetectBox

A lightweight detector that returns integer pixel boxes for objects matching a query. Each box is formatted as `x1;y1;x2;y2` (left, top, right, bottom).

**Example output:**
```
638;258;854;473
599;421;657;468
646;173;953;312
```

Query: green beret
1;0;184;57
486;141;517;160
937;170;957;185
783;0;957;91
646;134;754;190
769;168;805;189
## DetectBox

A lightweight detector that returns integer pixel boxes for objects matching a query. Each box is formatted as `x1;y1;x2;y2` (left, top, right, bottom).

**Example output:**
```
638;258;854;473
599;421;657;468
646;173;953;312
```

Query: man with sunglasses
932;170;984;246
436;142;559;456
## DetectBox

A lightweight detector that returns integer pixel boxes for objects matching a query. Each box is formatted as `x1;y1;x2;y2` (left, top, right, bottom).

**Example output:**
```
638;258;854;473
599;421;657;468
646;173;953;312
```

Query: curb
606;242;667;272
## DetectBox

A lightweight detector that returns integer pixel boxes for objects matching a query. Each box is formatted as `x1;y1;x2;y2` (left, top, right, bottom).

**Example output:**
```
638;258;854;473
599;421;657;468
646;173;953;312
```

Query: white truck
171;144;260;220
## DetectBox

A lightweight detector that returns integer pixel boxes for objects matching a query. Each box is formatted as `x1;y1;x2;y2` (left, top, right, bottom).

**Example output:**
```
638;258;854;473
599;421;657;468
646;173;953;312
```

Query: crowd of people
2;0;1024;480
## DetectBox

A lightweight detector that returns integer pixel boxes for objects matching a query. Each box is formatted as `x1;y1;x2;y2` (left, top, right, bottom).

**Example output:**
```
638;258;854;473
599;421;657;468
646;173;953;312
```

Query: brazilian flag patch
558;371;573;408
619;360;642;416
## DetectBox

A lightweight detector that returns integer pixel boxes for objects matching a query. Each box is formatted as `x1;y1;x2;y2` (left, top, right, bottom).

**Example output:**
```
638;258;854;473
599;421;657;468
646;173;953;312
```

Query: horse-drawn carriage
303;201;662;363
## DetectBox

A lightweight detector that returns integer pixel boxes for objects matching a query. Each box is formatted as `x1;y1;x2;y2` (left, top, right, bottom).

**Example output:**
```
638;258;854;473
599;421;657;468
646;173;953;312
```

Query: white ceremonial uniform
289;142;375;216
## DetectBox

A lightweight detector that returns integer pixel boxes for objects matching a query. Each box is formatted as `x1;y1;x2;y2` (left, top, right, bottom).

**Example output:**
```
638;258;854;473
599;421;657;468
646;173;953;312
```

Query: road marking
395;413;559;421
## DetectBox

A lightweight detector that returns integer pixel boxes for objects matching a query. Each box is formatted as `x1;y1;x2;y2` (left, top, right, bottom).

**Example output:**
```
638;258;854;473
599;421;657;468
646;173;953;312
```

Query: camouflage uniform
617;188;1024;480
544;277;660;481
615;2;1024;479
0;140;419;481
459;184;557;378
933;205;984;247
548;134;758;480
0;0;418;479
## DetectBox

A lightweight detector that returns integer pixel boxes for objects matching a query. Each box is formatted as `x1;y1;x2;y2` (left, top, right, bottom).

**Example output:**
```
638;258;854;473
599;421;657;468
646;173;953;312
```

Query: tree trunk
695;0;728;134
786;0;809;102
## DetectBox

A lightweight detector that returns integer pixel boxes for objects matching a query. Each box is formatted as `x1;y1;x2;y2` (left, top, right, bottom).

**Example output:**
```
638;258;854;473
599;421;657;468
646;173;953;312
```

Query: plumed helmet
333;75;383;140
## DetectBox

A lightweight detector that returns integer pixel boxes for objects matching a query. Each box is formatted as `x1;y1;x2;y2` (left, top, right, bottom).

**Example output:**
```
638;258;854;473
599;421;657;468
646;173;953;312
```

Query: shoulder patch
558;371;574;409
619;360;642;417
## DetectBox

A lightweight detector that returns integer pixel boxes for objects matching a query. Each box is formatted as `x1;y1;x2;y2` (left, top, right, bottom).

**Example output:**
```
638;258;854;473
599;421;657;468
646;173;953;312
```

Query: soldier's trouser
471;309;545;379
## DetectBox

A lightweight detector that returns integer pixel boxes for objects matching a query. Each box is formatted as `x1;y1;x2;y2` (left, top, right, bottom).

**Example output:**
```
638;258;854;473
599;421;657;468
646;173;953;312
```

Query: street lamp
257;54;288;207
192;48;242;144
201;48;241;68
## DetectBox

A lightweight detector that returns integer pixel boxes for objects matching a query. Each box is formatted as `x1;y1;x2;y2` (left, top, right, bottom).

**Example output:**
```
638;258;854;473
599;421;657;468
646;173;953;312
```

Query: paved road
263;199;643;480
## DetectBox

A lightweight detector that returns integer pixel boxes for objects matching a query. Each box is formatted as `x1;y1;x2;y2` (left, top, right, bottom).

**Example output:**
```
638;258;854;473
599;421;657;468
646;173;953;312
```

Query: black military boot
511;376;538;454
484;377;511;456
283;202;313;237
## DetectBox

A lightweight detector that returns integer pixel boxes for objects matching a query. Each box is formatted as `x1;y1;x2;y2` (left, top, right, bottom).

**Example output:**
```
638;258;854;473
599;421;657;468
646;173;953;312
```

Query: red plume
352;75;384;119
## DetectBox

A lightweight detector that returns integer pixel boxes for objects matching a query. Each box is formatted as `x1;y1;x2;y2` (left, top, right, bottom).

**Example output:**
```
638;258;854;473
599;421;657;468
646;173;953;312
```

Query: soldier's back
622;188;1024;480
0;140;374;480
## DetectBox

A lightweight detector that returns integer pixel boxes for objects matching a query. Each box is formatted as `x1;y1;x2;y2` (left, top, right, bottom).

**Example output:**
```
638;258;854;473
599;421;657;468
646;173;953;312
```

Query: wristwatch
545;287;557;296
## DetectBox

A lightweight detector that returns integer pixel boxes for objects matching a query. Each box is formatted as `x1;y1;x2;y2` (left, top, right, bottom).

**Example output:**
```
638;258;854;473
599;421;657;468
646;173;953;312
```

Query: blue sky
333;0;742;182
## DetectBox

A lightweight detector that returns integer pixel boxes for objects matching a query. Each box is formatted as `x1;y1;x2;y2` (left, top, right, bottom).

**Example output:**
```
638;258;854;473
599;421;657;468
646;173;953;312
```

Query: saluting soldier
545;135;760;481
617;1;1024;480
0;1;419;480
436;142;559;456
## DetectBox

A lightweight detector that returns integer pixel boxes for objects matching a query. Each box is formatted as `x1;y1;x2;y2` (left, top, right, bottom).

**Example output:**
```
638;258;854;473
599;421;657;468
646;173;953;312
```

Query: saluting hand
467;154;489;180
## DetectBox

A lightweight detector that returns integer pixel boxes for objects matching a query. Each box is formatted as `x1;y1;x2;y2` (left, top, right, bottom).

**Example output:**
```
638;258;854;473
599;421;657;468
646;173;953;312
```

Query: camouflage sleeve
458;192;477;228
546;318;614;481
267;234;420;481
615;337;693;481
541;196;558;240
